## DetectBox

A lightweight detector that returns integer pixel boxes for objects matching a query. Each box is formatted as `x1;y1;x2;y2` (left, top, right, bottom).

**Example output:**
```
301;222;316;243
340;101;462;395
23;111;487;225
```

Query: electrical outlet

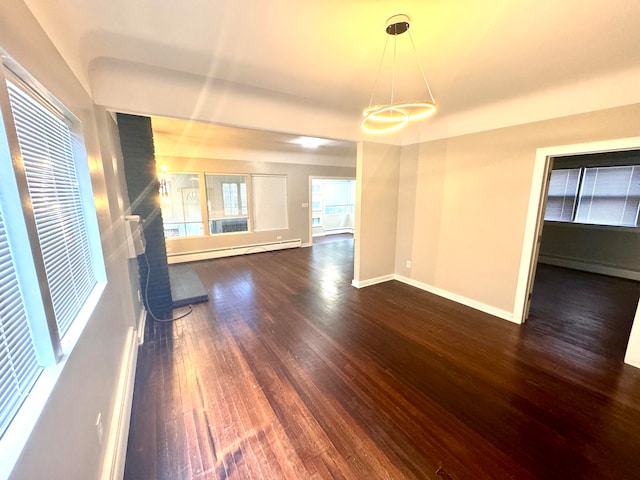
96;413;103;445
406;260;412;269
276;235;282;240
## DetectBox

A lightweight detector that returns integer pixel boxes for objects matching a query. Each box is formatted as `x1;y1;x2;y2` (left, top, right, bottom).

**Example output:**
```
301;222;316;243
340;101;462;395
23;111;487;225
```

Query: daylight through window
544;165;640;227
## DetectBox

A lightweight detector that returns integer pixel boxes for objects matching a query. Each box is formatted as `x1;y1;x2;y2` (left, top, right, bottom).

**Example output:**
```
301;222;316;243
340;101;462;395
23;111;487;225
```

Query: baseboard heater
167;239;302;264
313;228;354;237
538;254;640;281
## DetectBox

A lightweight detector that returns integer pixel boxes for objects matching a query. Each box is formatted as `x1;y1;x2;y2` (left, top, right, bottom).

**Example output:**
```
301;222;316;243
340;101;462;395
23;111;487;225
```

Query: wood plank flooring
124;235;640;479
528;263;639;362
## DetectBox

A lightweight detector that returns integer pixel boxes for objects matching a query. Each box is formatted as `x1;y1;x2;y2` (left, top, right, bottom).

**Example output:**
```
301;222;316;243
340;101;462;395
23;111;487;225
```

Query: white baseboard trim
351;274;395;288
313;228;354;237
136;309;146;345
101;327;139;480
167;239;302;264
394;274;515;323
626;356;640;370
538;255;640;281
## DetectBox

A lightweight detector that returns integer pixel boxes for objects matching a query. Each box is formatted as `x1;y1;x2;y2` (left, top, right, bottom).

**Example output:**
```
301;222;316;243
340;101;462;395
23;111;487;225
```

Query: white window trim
0;282;106;479
0;52;107;476
544;164;640;228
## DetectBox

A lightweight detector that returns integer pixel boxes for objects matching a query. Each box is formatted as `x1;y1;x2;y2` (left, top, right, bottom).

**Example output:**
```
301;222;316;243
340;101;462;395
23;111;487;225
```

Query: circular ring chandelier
361;14;437;134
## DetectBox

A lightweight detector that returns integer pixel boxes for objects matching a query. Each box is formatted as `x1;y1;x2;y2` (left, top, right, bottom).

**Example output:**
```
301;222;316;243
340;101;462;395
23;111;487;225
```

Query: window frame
221;181;248;217
159;171;205;238
0;55;107;463
320;180;356;216
204;173;251;236
544;164;640;228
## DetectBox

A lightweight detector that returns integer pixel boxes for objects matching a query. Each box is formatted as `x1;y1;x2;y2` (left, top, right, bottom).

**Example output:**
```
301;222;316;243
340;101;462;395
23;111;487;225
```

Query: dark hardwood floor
125;236;640;479
527;263;639;362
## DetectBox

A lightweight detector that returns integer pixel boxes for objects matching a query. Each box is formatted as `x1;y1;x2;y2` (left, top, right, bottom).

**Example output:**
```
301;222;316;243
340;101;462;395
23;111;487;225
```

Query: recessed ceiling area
24;0;640;143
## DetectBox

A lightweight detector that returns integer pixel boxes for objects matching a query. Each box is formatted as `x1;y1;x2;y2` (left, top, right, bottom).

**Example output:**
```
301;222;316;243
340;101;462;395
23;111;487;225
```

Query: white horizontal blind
575;166;640;226
6;81;96;337
544;168;581;222
0;205;42;438
251;175;288;232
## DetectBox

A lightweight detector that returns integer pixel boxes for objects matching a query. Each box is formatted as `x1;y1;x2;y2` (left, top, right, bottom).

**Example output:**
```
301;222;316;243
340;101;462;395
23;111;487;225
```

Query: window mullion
571;167;585;222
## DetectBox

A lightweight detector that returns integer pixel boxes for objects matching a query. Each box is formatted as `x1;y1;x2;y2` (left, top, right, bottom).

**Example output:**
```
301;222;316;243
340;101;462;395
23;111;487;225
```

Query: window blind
0;206;42;438
251;175;288;231
575;166;640;226
544;168;581;222
6;81;96;337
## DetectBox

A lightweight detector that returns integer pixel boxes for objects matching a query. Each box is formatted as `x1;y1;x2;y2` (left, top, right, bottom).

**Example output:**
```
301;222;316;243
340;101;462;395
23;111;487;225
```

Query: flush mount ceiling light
290;136;332;149
362;14;437;134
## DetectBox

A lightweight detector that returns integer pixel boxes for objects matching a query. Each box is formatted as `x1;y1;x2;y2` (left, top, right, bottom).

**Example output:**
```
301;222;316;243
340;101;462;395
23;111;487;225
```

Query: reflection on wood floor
125;236;640;479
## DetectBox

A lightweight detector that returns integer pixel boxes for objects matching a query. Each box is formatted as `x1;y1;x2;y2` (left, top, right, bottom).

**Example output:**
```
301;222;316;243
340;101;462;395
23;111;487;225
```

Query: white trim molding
538;255;640;282
625;305;640;369
137;309;146;345
515;136;640;371
351;274;395;288
167;239;302;264
514;136;640;324
351;273;514;322
395;275;515;323
100;327;139;480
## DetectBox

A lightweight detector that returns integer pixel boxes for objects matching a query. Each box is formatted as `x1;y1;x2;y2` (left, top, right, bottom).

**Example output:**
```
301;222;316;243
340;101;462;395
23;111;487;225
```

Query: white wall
395;104;640;318
0;1;140;478
392;104;640;366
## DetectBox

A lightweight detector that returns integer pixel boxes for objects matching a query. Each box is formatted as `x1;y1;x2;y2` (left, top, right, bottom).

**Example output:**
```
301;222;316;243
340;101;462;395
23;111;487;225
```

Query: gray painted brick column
117;113;173;318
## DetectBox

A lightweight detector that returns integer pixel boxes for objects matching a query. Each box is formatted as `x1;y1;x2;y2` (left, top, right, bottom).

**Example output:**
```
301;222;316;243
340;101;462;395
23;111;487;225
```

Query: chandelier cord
366;33;391;110
390;22;398;106
407;28;436;104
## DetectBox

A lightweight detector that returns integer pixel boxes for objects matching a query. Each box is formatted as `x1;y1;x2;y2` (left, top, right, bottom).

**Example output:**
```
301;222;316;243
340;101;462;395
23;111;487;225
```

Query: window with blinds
0;58;103;450
251;175;288;232
0;205;42;438
575;166;640;226
544;165;640;227
6;82;96;337
544;169;581;222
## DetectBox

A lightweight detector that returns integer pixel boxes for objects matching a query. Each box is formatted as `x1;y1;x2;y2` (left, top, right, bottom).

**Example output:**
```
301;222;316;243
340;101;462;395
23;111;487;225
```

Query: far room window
544;165;640;227
159;172;204;238
311;183;322;212
544;168;581;222
575;166;640;226
222;182;248;216
323;180;355;215
206;174;249;234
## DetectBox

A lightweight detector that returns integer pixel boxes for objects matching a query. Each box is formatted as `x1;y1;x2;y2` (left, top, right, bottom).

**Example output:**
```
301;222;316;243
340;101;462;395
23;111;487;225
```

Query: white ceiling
151;115;356;164
22;0;640;145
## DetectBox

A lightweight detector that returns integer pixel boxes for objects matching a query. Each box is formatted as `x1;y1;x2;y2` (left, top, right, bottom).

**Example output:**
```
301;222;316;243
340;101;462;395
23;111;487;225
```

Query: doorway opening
514;137;640;367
